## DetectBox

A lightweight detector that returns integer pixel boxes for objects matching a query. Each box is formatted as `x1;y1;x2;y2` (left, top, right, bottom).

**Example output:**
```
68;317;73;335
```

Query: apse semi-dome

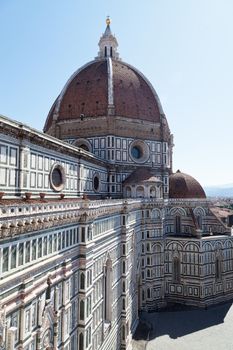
43;18;171;143
169;170;206;199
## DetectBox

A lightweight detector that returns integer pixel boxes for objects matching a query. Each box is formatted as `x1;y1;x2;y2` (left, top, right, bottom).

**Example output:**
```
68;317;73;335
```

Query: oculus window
50;164;66;192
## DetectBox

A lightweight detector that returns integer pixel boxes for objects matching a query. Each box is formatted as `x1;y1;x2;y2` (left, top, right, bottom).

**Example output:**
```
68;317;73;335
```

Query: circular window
79;144;89;151
50;164;66;192
131;146;142;159
93;174;100;192
52;168;62;187
74;138;92;153
130;140;149;163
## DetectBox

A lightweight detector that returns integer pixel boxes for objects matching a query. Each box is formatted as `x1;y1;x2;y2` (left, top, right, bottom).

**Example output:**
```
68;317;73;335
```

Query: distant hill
204;184;233;197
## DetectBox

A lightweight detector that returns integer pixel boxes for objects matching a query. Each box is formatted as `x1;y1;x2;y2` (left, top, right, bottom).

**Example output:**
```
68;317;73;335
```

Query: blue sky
0;0;232;186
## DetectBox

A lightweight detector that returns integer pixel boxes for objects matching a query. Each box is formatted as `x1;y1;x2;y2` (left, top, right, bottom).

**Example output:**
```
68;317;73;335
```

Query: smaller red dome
169;170;206;199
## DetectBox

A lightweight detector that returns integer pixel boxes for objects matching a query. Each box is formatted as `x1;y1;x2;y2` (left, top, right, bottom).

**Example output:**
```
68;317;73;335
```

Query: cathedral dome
169;170;206;199
44;59;163;132
43;18;170;143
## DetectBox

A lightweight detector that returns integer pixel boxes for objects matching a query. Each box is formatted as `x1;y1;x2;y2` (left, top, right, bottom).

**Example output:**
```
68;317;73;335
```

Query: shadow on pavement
135;301;232;341
133;320;152;341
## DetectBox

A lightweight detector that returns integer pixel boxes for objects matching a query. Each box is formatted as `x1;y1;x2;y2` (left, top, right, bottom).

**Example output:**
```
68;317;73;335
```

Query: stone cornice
0;114;108;167
0;198;142;239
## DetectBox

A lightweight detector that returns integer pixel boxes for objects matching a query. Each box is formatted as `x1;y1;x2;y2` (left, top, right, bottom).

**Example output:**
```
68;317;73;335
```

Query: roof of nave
0;114;107;167
123;167;162;185
210;207;233;218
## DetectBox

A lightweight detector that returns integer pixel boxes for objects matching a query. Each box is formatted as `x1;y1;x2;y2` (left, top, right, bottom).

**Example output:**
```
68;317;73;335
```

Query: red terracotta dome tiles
169;171;206;199
44;58;163;133
58;60;108;119
112;61;161;122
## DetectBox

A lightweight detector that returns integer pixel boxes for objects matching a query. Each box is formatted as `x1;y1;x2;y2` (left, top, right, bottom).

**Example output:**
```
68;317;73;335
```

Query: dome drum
129;140;149;164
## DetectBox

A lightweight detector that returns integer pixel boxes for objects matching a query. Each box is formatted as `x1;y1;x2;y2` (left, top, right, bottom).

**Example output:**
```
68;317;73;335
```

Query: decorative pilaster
36;298;43;350
6;327;17;350
53;287;59;350
18;283;26;350
18;143;30;195
60;278;66;345
0;305;7;349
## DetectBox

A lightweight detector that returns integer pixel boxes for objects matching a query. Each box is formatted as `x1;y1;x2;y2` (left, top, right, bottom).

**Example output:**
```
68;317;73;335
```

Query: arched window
175;216;181;234
79;333;84;350
122;325;126;340
147;269;150;278
110;47;113;57
122;280;126;292
104;46;107;57
173;257;180;282
147;288;151;299
81;227;85;242
74;139;92;153
215;256;222;280
105;258;112;322
80;300;84;320
136;186;144;198
79;144;89;151
150;186;156;198
152;209;160;219
122;298;125;310
125;186;131;198
45;277;52;300
160;186;163;198
122;261;126;274
80;273;85;290
197;215;202;230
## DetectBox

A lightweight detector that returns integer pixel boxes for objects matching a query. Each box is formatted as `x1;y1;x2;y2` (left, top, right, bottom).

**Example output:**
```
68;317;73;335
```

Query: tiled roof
169;170;206;199
44;59;162;132
123;167;162;185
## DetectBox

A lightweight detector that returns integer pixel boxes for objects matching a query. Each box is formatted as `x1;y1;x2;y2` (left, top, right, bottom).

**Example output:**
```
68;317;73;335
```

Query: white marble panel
31;154;36;169
37;173;43;188
30;172;36;187
0;167;7;185
100;150;105;159
44;157;49;171
94;139;99;149
38;155;43;170
9;147;17;166
9;169;16;186
100;138;105;148
44;174;49;188
0;145;7;164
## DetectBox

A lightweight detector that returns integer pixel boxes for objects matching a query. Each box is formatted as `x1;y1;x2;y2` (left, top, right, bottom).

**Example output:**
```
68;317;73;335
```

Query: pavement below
132;301;233;350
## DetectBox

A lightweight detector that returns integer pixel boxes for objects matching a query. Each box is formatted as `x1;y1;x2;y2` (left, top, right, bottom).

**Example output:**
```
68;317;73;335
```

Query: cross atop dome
96;17;120;60
106;16;111;26
104;16;112;36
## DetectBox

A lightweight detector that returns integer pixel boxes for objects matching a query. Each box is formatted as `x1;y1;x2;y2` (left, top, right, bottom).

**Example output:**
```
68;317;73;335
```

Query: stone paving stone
133;302;233;350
